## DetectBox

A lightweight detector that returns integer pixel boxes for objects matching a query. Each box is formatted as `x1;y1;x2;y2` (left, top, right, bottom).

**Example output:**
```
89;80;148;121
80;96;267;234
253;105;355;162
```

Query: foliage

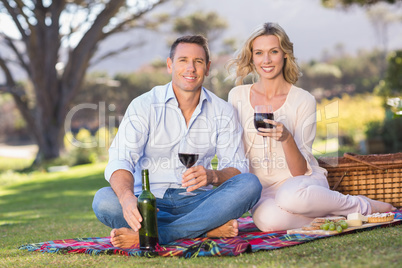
376;50;402;97
62;127;118;167
173;11;227;42
366;111;402;152
0;94;29;140
316;94;385;142
67;67;170;139
203;61;236;100
321;0;401;8
316;92;402;154
113;68;171;107
387;97;402;117
382;115;402;152
385;50;402;94
1;163;402;267
298;50;385;99
67;128;98;166
365;120;384;138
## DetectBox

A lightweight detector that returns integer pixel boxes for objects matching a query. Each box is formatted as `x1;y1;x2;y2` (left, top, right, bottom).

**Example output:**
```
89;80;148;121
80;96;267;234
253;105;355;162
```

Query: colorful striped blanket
19;210;402;258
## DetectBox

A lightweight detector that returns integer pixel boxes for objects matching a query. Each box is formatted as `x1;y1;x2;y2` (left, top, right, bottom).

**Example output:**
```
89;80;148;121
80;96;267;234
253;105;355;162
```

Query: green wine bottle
137;169;159;250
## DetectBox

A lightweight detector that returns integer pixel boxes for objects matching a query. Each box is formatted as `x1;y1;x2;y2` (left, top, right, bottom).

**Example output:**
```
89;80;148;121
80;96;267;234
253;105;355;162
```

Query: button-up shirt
105;82;248;198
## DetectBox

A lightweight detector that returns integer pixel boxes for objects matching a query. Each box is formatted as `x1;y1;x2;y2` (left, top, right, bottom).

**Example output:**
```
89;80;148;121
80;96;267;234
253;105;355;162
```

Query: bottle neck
142;171;150;191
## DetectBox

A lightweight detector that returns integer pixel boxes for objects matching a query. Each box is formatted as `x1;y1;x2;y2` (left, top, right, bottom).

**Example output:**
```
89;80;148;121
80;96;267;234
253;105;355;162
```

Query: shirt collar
164;82;212;105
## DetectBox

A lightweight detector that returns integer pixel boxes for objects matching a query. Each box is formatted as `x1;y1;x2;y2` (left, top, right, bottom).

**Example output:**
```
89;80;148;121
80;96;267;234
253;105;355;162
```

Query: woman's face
251;35;286;81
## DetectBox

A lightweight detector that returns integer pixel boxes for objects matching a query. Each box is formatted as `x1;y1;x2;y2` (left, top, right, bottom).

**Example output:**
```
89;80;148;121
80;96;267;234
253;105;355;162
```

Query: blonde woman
227;22;395;231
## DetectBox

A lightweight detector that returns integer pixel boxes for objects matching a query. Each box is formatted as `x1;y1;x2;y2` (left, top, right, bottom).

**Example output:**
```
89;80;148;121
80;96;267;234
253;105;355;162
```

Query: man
92;35;262;248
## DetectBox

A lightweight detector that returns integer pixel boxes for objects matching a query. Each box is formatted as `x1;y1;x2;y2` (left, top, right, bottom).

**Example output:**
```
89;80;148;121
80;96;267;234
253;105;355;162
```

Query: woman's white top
228;84;327;189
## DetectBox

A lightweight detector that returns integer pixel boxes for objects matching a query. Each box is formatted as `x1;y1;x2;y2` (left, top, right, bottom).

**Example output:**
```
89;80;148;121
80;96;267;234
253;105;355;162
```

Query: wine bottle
137;169;159;250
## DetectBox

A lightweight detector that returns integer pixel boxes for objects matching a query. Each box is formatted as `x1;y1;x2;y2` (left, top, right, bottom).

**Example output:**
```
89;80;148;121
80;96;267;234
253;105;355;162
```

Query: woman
227;22;395;231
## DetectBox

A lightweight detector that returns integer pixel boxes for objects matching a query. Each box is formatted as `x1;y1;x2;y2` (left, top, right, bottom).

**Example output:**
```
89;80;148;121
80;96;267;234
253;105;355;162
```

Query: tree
365;3;401;78
322;0;402;80
0;0;170;164
385;50;402;94
171;11;233;99
173;11;227;44
375;50;402;96
297;49;386;99
321;0;401;8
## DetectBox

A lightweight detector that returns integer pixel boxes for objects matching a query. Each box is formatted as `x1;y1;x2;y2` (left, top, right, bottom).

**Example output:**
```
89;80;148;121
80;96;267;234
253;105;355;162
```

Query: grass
1;160;402;267
0;157;33;173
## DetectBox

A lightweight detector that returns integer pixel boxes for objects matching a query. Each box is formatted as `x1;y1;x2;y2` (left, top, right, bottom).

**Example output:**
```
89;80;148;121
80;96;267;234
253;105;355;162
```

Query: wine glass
254;105;274;171
176;140;199;196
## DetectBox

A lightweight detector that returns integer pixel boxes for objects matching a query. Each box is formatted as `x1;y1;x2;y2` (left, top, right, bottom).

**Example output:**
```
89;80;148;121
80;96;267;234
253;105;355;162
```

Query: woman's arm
280;133;308;176
260;119;308;176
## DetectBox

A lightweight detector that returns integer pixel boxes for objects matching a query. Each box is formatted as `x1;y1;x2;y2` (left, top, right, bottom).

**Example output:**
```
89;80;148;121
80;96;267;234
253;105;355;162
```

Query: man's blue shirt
105;82;248;198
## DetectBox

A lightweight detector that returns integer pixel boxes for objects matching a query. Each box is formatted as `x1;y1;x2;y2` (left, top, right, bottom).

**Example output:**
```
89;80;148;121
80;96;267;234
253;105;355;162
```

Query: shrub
316;94;385;143
62;127;117;166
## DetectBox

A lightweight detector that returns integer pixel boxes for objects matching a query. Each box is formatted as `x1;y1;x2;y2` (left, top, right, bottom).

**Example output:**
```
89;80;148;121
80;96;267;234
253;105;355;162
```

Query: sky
205;0;402;58
88;0;402;75
1;0;401;77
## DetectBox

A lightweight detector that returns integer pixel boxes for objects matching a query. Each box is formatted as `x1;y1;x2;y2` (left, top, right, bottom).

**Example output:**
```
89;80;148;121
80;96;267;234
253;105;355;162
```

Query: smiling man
92;35;262;248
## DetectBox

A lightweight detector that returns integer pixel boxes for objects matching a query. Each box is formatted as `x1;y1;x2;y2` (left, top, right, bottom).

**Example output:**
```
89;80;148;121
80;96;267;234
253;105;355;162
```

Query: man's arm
207;167;241;186
109;169;142;232
182;166;241;192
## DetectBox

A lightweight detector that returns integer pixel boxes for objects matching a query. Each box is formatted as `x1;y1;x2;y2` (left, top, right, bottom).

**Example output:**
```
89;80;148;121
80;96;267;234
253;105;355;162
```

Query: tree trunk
33;121;64;164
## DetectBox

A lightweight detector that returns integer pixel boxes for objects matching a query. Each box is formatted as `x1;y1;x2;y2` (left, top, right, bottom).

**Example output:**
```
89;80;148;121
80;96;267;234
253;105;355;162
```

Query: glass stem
263;136;270;173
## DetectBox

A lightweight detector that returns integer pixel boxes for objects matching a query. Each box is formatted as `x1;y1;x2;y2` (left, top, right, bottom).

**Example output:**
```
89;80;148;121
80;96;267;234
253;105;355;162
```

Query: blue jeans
92;173;261;245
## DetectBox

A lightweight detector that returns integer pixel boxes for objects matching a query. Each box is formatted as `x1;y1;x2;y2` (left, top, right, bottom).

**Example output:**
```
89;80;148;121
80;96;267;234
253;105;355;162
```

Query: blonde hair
227;22;301;86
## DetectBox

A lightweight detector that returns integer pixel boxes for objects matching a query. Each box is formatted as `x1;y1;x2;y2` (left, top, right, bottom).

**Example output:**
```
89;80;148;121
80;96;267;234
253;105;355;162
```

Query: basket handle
331;173;346;191
343;153;385;170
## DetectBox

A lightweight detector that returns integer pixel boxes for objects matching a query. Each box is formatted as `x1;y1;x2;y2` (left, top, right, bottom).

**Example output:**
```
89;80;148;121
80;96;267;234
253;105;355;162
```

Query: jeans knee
92;187;121;218
234;173;262;197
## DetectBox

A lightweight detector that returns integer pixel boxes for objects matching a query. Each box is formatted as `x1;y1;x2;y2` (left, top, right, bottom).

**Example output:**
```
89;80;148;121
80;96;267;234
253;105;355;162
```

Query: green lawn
1;160;401;267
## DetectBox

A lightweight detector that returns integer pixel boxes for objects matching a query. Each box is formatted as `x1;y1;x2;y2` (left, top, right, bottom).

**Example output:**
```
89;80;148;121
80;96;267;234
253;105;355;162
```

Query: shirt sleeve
104;98;150;182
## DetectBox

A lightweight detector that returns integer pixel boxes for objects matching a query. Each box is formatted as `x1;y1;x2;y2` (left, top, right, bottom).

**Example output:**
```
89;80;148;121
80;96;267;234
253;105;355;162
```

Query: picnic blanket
19;210;402;258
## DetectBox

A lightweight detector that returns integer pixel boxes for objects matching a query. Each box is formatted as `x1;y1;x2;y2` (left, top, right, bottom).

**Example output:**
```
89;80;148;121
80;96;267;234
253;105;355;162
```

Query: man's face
167;43;211;94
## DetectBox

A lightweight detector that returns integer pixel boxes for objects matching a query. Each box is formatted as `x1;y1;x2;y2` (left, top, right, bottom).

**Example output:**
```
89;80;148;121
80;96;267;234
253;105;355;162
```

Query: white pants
251;173;371;232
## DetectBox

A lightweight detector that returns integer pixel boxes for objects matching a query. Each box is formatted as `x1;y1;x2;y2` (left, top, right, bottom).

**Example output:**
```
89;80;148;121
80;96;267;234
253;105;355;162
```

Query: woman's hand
258;119;308;176
257;119;291;143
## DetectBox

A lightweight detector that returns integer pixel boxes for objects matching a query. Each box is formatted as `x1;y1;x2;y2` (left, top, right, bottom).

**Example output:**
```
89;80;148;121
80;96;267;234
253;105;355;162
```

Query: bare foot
359;195;397;214
206;219;239;238
110;227;139;249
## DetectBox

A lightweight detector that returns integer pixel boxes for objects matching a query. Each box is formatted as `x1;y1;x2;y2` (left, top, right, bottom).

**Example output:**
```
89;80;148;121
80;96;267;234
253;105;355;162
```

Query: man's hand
120;192;142;232
181;165;241;192
181;165;215;192
110;169;143;232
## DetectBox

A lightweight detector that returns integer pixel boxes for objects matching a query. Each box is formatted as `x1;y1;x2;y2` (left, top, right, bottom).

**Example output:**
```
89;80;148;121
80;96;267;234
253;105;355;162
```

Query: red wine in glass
178;153;199;168
177;151;199;196
254;105;273;173
254;113;274;130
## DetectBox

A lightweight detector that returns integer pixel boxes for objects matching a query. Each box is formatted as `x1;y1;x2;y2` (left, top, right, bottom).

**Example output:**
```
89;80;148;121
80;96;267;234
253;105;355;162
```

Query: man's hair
169;35;210;64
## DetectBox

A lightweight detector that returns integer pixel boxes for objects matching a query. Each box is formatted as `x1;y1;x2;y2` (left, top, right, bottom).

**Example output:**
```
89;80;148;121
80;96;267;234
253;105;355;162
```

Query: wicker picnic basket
318;152;402;208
